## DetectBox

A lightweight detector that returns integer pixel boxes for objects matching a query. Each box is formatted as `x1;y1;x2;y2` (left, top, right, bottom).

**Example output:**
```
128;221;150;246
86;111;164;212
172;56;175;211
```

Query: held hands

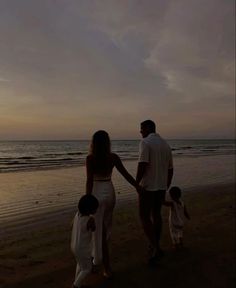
87;216;96;232
135;185;145;195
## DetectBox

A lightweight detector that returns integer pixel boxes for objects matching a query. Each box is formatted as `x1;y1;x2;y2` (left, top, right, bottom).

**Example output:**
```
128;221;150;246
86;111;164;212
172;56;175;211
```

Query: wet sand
0;181;235;288
0;154;235;237
0;155;235;287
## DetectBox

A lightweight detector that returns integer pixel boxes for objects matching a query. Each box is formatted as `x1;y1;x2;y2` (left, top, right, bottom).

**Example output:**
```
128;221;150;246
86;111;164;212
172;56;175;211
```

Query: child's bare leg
74;267;91;287
170;228;179;250
74;258;92;288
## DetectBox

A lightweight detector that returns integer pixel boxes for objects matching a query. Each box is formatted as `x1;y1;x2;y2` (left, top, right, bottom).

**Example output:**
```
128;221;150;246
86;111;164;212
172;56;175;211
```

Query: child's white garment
71;213;93;288
169;200;185;244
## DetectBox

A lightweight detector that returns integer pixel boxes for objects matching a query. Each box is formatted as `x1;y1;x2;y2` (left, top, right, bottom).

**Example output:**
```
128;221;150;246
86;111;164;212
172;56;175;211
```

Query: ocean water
0;139;235;173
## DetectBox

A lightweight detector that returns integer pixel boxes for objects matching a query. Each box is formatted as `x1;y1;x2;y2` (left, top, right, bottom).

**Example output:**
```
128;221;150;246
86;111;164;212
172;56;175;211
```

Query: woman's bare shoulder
86;154;94;162
111;153;122;166
110;152;119;160
111;152;117;157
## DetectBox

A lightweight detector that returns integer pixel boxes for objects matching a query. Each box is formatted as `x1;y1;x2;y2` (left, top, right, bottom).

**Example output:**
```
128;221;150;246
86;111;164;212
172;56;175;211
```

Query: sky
0;0;235;140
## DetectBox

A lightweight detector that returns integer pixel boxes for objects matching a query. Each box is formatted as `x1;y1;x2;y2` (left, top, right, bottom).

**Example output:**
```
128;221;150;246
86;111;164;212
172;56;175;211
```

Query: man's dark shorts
139;190;166;218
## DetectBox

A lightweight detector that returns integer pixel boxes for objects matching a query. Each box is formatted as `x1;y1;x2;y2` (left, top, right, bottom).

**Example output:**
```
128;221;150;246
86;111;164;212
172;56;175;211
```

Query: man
136;120;173;265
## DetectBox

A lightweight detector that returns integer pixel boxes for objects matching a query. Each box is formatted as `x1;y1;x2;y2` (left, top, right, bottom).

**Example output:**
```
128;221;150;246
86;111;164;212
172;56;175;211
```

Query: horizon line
0;138;235;142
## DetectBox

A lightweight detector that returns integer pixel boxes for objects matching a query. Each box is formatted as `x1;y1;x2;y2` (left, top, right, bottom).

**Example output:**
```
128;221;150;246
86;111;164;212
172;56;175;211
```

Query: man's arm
136;162;148;184
136;140;149;185
167;168;173;189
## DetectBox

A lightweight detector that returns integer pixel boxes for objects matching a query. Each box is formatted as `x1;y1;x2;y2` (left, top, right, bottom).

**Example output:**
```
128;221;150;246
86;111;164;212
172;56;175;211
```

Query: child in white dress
71;194;99;288
164;186;190;249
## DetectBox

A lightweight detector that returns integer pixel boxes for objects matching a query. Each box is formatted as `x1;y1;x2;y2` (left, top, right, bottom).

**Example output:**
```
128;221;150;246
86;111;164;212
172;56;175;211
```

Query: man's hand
136;185;142;194
136;162;148;185
136;186;146;195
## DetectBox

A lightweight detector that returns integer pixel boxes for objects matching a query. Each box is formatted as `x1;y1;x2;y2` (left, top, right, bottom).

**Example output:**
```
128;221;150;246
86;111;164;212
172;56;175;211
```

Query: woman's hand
136;185;145;195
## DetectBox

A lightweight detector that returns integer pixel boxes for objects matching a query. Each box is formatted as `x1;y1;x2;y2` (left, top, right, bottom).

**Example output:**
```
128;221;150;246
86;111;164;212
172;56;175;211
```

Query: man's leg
139;191;156;248
151;190;166;255
169;224;178;250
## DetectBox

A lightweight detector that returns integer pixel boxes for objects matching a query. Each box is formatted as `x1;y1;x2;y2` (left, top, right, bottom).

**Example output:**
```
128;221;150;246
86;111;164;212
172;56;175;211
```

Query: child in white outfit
164;186;190;249
71;194;99;288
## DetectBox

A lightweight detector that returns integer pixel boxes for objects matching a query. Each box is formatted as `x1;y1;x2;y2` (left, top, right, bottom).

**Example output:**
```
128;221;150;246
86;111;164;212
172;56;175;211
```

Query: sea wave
0;140;235;173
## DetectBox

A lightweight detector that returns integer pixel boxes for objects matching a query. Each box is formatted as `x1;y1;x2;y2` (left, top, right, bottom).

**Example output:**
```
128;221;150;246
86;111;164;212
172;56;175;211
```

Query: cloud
0;0;234;139
0;77;10;82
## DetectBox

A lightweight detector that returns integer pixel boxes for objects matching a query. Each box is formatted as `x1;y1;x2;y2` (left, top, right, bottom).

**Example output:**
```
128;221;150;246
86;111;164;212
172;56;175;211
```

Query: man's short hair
141;120;156;132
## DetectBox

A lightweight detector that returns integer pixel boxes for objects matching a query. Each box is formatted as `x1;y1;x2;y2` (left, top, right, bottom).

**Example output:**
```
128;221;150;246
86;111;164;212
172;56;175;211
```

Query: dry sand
0;182;235;288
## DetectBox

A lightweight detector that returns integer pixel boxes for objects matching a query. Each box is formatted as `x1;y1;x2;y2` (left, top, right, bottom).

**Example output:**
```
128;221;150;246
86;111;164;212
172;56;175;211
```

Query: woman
86;130;139;277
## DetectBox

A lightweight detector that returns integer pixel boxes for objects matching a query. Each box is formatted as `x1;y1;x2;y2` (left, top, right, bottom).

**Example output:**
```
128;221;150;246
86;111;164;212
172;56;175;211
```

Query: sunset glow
0;0;235;140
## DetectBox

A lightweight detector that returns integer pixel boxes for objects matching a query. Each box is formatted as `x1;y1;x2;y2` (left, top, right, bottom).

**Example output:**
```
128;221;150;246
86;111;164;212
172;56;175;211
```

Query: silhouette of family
70;120;190;288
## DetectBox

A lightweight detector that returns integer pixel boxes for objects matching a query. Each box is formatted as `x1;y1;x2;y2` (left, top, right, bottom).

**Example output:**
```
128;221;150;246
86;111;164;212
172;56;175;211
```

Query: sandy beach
1;1;234;286
0;155;235;288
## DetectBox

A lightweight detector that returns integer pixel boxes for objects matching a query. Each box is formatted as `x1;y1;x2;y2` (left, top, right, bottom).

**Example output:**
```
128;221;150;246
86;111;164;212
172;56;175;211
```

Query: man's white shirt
138;133;173;191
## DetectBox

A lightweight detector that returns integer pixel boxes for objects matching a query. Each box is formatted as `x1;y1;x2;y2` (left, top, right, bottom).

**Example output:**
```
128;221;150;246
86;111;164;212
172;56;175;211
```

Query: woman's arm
113;154;140;191
86;155;94;195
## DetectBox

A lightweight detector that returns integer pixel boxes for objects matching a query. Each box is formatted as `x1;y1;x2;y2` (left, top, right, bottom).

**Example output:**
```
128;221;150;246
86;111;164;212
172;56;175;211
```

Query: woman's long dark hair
89;130;111;174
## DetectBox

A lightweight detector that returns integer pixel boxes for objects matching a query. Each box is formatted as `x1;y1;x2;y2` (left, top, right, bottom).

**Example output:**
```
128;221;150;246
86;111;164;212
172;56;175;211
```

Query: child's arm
184;205;190;220
163;200;173;207
71;214;77;228
87;216;96;232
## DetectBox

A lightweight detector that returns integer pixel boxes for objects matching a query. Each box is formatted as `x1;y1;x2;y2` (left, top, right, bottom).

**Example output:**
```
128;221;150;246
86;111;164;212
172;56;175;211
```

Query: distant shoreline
1;139;234;173
0;138;235;141
0;153;235;174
